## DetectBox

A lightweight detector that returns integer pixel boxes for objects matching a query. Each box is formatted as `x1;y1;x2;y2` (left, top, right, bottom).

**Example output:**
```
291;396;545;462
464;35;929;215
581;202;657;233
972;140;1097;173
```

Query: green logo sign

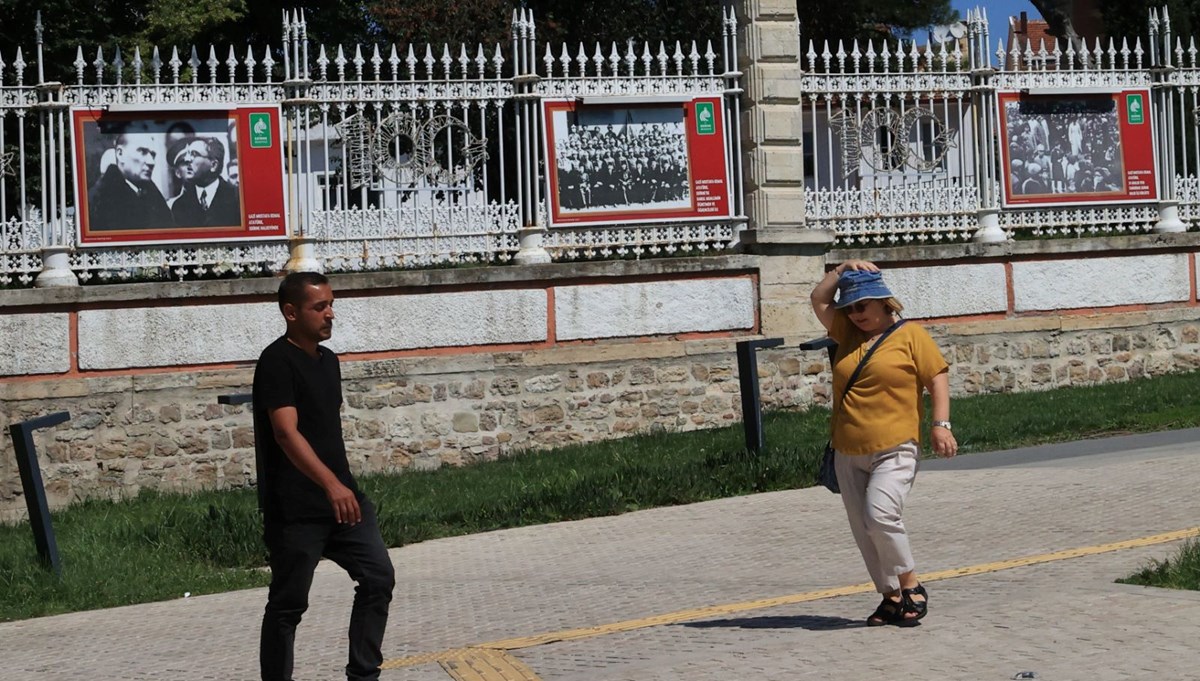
1126;94;1144;125
696;102;716;135
249;113;273;148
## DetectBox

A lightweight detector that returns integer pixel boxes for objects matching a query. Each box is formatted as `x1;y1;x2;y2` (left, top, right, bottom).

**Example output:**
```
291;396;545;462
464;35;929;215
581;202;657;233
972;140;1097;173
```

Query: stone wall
5;235;1200;522
0;339;828;522
4;305;1199;523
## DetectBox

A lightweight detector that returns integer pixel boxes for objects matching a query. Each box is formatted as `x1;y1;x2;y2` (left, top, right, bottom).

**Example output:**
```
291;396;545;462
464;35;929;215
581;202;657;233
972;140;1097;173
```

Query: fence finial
35;11;45;83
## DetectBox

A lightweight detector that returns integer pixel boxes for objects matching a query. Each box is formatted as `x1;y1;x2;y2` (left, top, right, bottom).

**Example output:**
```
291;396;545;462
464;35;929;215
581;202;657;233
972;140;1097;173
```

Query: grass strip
1119;539;1200;591
4;370;1200;621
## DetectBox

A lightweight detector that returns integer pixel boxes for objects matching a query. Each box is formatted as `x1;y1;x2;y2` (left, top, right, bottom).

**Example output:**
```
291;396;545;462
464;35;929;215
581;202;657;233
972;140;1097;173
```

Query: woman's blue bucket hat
834;269;894;308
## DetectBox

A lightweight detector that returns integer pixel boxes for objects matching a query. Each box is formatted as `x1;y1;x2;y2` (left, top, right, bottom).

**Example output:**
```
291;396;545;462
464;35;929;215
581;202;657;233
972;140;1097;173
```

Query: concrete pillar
735;1;831;341
736;0;831;250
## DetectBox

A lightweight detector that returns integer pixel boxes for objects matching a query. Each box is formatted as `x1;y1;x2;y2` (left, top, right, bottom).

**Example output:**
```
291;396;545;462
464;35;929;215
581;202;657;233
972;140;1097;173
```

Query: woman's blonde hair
883;297;904;314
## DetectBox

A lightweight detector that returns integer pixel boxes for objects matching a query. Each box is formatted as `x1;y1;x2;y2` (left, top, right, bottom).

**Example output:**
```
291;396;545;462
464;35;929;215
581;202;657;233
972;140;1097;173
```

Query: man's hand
325;480;362;525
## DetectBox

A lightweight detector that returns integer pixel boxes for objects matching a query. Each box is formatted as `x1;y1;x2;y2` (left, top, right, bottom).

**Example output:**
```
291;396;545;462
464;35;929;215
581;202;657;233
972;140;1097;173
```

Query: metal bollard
736;336;839;454
799;336;837;362
216;393;259;513
8;411;71;575
735;338;784;453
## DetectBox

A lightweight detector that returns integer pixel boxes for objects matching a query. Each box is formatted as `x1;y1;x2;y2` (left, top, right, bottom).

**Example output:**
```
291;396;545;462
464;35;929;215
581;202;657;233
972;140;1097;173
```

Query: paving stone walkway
2;432;1198;681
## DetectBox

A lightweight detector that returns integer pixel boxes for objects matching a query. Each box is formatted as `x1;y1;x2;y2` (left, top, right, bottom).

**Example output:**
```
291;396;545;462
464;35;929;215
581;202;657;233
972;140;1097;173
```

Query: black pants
260;501;395;681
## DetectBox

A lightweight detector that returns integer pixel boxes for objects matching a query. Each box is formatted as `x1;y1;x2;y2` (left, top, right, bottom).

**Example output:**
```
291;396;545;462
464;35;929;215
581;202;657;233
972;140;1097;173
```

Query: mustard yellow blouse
828;312;949;455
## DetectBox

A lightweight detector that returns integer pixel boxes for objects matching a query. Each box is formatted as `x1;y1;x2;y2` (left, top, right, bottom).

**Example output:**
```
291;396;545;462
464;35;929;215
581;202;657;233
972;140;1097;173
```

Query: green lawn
1119;539;1200;591
4;370;1200;621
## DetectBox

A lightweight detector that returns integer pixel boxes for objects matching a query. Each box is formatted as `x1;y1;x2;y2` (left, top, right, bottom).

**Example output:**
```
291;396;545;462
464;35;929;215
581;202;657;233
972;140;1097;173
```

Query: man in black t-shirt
254;272;395;681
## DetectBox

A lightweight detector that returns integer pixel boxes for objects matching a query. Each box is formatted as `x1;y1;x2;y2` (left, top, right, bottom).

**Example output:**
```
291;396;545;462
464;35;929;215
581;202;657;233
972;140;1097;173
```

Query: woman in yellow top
810;259;958;627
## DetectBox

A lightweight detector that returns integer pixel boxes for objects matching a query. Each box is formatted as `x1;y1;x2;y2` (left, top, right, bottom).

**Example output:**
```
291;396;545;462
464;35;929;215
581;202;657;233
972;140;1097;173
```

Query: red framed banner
542;97;732;227
72;106;288;246
997;89;1157;207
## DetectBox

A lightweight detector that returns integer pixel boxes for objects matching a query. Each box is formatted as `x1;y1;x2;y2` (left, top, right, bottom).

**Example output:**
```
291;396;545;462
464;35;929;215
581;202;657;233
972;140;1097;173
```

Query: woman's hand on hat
835;259;879;276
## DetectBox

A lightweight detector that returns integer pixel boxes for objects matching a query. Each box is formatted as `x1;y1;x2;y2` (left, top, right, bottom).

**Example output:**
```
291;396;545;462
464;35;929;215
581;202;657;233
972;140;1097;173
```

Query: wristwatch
932;420;952;431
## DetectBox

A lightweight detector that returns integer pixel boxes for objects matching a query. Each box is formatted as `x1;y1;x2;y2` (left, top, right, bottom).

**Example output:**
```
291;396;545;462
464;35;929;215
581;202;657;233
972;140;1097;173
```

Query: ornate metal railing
801;6;1194;244
0;5;742;286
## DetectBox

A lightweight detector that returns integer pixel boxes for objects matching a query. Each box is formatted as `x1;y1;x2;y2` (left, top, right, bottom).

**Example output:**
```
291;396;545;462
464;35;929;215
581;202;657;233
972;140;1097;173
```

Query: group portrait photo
999;93;1130;205
547;104;692;217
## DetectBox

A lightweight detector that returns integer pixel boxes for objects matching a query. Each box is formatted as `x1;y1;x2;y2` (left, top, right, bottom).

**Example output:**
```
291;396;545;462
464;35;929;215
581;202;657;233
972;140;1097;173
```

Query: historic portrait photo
74;111;245;243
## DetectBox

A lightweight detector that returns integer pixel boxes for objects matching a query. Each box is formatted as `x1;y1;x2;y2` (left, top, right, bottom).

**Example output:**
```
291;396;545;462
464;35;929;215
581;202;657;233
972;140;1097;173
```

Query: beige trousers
833;441;920;594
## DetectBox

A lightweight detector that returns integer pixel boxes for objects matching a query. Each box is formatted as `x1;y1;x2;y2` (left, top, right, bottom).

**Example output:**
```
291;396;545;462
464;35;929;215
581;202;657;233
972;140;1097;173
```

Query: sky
952;0;1043;39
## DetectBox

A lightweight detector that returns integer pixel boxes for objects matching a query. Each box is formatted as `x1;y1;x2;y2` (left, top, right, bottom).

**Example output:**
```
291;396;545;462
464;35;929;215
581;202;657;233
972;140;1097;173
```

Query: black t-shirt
253;336;360;522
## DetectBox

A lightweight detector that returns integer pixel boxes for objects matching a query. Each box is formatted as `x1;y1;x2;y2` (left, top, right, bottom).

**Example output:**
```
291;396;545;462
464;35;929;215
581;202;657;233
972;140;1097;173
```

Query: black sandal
896;584;928;627
866;595;904;626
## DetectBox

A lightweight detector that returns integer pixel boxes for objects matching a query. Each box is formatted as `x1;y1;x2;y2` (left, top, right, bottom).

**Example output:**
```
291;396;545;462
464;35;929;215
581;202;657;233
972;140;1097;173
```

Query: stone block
756;253;826;286
0;313;71;377
886;264;1008;318
751;105;804;144
759;147;805;184
452;412;479;433
747;0;798;20
523;340;683;367
80;304;277;369
1013;254;1189;312
555;278;755;341
744;187;809;230
328;289;547;354
744;63;803;103
750;22;802;60
525;374;563;393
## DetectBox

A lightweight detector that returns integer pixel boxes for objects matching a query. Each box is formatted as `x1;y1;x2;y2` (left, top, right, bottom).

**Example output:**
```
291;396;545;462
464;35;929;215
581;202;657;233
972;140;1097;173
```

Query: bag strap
836;319;906;412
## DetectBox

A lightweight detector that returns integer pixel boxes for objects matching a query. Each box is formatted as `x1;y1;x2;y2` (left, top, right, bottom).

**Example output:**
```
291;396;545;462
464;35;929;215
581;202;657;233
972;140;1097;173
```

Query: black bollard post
799;336;837;361
217;393;258;512
8;411;71;575
735;338;784;453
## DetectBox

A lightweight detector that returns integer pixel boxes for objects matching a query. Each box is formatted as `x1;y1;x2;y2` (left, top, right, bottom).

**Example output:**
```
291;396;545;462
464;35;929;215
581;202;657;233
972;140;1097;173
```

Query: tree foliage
798;0;959;46
1089;0;1200;44
1;0;727;80
0;0;377;82
366;0;724;51
520;0;723;48
368;0;513;49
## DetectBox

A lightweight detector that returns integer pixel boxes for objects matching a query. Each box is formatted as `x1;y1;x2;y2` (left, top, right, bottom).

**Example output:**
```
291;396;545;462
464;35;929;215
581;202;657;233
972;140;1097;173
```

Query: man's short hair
278;271;329;311
192;137;226;173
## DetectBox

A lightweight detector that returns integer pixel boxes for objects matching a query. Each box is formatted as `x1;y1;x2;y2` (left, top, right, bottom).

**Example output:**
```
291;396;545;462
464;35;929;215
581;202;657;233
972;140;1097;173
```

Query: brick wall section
3;307;1199;522
0;341;826;522
931;310;1200;395
5;235;1200;522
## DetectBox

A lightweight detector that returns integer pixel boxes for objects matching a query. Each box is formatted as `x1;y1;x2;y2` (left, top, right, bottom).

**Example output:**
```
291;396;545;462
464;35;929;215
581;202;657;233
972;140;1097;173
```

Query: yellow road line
438;649;542;681
383;526;1200;671
381;648;476;668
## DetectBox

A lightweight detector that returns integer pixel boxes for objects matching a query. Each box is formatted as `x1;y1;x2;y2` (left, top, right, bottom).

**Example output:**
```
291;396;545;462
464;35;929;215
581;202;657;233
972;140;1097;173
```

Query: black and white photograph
76;113;242;234
1002;96;1124;198
549;105;691;214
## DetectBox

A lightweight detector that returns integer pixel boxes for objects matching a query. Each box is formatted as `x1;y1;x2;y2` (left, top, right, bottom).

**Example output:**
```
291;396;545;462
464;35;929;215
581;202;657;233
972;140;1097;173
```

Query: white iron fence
0;6;742;286
9;6;1198;285
802;6;1196;244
